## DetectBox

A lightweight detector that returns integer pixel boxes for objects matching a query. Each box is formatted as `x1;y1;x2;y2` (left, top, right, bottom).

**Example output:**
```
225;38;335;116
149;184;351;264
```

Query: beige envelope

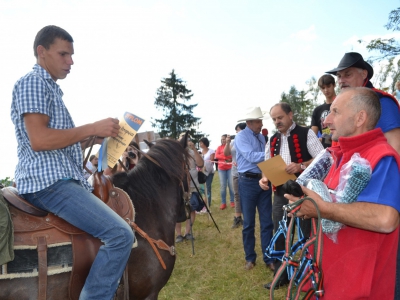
257;155;296;186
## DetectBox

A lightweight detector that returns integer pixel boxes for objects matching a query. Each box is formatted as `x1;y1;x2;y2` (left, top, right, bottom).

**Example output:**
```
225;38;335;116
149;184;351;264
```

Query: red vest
320;128;400;299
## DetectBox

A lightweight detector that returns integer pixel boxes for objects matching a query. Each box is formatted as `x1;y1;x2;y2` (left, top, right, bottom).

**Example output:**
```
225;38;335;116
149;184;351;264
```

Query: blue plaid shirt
11;64;92;194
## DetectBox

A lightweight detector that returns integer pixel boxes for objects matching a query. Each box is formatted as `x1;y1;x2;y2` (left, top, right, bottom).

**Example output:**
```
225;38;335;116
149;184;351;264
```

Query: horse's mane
112;138;189;208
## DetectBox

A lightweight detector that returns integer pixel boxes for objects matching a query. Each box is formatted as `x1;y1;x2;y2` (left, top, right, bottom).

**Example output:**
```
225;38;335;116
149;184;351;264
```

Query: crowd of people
175;52;400;299
9;23;400;299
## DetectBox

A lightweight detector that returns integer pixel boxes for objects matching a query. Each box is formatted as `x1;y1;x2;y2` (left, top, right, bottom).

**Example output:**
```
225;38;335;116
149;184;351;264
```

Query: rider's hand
92;118;120;138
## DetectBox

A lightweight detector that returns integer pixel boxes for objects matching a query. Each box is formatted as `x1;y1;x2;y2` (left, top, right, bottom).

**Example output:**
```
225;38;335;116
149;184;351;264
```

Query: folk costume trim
270;124;312;177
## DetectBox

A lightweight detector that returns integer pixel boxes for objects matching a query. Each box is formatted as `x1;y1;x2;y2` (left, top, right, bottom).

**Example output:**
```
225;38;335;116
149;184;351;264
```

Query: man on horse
286;87;400;299
11;25;134;299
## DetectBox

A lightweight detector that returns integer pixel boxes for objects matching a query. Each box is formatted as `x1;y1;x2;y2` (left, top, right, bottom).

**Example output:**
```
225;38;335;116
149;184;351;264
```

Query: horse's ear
144;139;154;148
179;131;190;149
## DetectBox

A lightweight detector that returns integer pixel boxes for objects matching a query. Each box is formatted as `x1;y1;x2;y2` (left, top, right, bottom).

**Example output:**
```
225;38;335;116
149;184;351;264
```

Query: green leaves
363;7;400;91
280;84;318;127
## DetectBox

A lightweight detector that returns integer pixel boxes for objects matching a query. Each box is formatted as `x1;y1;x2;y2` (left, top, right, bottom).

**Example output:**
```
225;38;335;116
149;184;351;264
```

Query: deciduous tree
360;7;400;91
280;85;317;126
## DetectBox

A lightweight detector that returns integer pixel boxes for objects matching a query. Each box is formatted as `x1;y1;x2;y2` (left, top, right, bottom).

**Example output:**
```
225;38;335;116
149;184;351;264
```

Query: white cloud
290;25;317;42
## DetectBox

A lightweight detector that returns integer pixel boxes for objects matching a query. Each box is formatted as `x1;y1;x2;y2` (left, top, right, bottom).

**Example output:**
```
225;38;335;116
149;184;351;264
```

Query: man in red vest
286;87;400;299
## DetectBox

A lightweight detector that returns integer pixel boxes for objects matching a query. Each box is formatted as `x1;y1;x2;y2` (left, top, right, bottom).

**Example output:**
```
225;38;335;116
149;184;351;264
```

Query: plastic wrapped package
296;149;333;186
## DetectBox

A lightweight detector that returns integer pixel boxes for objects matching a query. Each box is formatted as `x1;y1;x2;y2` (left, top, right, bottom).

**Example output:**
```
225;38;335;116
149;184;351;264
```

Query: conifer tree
151;69;202;140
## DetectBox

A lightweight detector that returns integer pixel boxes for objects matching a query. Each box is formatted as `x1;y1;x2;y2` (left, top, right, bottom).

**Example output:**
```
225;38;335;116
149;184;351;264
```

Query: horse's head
112;138;189;209
178;131;190;150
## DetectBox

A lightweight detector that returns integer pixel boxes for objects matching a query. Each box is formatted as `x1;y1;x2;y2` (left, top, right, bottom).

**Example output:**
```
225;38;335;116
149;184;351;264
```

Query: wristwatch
300;163;306;170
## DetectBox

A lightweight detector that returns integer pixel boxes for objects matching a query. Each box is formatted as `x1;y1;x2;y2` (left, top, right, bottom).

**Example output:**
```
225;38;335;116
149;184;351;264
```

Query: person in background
199;137;215;207
234;107;274;272
262;128;269;143
392;80;400;101
311;74;336;148
83;154;99;179
89;155;98;173
11;25;134;299
224;122;246;228
215;134;234;210
175;133;204;242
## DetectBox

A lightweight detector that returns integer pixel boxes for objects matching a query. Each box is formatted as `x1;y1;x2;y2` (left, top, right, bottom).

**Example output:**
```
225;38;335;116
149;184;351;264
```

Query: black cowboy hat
326;52;374;79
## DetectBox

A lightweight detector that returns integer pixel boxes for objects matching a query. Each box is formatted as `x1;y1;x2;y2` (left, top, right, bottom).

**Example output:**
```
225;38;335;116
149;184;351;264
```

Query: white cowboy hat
237;107;265;122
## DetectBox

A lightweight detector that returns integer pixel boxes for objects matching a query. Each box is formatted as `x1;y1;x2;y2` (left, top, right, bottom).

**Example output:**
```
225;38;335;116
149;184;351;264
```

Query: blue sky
0;0;399;179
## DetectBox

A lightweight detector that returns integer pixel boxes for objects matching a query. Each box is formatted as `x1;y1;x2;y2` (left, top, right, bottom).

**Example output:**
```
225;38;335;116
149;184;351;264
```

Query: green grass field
159;171;287;300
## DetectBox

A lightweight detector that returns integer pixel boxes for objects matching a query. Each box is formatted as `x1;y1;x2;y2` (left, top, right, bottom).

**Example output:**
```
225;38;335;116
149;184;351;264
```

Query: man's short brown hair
318;74;335;88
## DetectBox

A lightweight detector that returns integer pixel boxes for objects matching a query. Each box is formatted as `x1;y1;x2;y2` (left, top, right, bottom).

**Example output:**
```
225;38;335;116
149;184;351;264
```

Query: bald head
341;87;381;130
325;87;381;141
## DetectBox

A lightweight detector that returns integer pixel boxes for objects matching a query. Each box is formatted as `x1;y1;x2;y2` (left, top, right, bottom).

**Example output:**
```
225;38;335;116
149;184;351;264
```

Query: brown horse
0;136;190;300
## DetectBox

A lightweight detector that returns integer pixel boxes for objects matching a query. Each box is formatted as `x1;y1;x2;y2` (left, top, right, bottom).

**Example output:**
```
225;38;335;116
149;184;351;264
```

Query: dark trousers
272;186;311;282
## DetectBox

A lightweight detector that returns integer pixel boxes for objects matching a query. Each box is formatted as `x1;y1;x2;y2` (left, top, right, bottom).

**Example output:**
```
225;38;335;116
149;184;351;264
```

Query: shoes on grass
220;203;226;210
185;234;195;240
175;235;184;243
230;202;235;208
244;261;255;270
263;280;289;290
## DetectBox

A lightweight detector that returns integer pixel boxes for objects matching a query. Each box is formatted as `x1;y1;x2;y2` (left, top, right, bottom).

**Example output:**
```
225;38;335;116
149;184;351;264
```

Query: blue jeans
218;169;234;205
23;179;134;300
238;174;273;264
205;172;214;206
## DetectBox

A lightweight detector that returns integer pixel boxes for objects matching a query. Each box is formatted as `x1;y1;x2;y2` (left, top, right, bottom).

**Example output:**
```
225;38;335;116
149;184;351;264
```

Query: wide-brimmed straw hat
326;52;374;79
237;107;265;122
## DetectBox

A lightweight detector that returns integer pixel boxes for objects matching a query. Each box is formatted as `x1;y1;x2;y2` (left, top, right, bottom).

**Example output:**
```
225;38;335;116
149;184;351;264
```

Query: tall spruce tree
151;69;202;140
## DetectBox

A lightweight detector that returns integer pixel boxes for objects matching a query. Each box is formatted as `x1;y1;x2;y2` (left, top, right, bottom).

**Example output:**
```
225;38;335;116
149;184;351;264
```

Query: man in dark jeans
234;107;275;272
260;103;323;289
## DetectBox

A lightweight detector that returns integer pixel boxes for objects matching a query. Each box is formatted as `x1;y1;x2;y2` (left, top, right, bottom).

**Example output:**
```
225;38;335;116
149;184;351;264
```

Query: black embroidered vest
270;124;312;177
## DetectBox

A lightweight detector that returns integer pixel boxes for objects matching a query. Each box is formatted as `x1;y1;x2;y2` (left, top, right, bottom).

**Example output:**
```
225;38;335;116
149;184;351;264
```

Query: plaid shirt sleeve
306;129;324;158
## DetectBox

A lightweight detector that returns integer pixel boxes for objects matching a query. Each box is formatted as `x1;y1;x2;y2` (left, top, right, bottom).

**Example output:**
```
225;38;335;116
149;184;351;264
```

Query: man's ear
362;69;368;80
355;110;367;128
37;45;46;59
288;111;294;120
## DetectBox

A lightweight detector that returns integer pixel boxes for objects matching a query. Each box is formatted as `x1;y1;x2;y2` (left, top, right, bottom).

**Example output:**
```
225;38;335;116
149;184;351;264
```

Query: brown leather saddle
1;172;135;300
